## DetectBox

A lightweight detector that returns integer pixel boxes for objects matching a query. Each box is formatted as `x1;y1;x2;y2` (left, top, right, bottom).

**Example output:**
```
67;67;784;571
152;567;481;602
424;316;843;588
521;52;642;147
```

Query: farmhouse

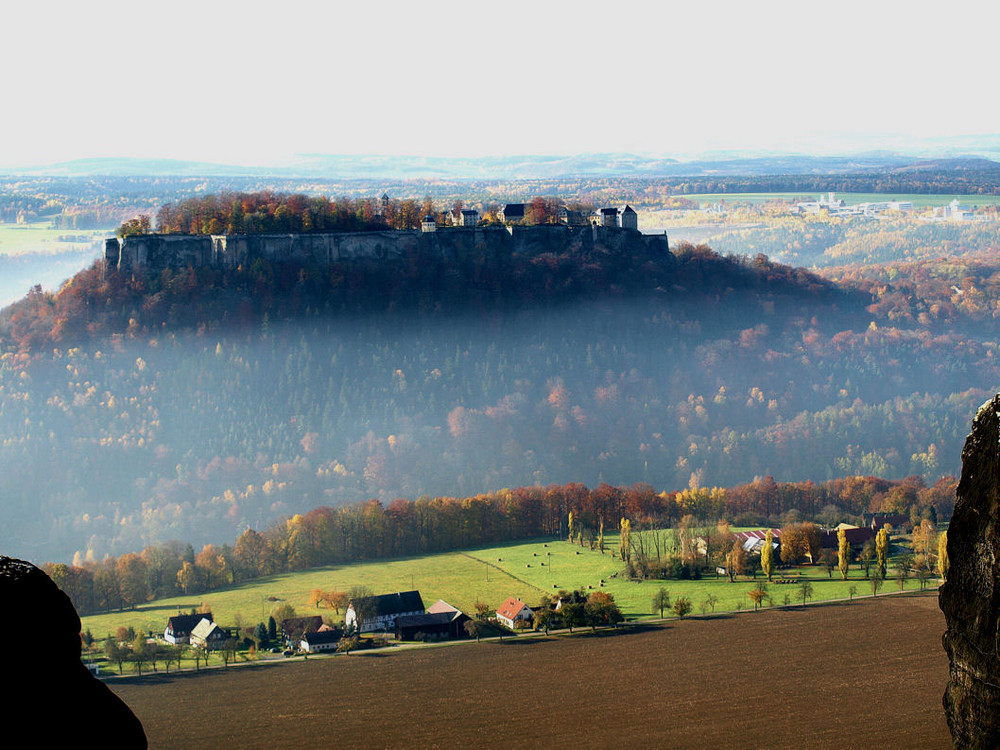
164;612;213;645
189;617;231;649
394;610;471;641
345;590;425;633
820;526;875;551
496;597;534;629
734;529;781;555
281;615;324;645
301;625;343;653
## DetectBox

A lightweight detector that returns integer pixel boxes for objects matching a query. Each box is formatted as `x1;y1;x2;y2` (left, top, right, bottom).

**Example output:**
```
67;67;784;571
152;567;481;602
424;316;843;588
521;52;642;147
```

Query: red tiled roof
497;596;531;620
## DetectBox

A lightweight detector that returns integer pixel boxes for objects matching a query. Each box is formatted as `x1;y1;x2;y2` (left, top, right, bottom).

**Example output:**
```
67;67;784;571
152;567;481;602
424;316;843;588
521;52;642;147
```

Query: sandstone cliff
940;394;1000;747
0;556;146;747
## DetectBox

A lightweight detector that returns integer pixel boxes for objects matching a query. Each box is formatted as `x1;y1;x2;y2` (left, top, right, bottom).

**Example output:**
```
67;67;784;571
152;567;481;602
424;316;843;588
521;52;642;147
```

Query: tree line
43;474;953;616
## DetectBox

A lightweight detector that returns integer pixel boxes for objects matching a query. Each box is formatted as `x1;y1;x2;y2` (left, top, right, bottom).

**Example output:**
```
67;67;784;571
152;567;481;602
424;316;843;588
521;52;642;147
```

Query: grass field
675;191;1000;207
80;536;935;640
111;592;950;749
0;221;109;256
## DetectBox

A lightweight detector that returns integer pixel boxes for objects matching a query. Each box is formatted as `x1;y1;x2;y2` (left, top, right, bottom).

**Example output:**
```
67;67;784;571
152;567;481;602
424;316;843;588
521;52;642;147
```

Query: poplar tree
838;527;850;580
938;530;949;580
761;529;774;581
619;518;631;563
875;526;889;578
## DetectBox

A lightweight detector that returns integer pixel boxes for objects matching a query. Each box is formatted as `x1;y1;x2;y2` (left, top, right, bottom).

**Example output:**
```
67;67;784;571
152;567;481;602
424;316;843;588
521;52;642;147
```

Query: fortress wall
108;225;669;272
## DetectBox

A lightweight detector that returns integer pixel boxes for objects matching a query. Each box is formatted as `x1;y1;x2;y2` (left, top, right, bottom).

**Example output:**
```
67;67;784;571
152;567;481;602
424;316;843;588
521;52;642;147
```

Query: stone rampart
106;225;670;272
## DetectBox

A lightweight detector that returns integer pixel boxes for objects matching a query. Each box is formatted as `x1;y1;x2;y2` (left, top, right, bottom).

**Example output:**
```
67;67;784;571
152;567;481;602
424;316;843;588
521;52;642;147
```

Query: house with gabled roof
301;624;343;653
496;597;533;629
395;610;471;641
281;615;324;646
345;590;425;633
734;529;781;555
189;617;231;649
164;612;213;645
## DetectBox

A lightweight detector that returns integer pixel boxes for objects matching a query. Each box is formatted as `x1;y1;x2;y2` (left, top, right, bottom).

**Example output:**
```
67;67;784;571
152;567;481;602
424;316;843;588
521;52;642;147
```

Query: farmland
79;536;934;640
669;192;1000;208
111;592;949;749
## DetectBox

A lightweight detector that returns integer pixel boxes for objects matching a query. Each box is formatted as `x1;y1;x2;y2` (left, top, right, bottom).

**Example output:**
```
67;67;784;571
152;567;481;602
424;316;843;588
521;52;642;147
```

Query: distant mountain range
4;151;1000;181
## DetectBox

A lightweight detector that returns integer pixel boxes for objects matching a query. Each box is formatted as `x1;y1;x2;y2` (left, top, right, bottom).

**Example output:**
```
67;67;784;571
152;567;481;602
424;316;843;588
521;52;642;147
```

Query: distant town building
793;192;914;217
933;199;975;221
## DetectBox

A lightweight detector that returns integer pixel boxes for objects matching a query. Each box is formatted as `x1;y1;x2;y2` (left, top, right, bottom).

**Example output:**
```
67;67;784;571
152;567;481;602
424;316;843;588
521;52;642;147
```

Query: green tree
761;529;774;582
859;540;875;578
870;568;884;597
798;580;813;606
533;607;554;634
560;601;586;632
652;587;671;618
672;597;693;619
585;592;623;631
104;637;128;675
337;635;360;653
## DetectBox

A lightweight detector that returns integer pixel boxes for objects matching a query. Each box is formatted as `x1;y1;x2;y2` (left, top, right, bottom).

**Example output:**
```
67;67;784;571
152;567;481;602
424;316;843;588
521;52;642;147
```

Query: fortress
104;223;671;273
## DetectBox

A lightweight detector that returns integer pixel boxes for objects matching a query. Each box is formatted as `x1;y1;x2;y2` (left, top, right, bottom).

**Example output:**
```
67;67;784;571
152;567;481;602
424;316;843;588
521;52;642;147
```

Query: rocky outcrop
940;395;1000;747
0;556;146;748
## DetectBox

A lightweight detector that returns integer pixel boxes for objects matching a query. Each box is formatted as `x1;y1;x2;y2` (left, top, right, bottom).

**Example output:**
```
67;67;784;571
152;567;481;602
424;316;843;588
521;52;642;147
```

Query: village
86;510;939;677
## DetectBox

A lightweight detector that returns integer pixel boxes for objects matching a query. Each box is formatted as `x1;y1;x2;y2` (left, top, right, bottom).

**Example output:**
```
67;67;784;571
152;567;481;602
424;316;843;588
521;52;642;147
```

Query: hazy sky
2;0;998;167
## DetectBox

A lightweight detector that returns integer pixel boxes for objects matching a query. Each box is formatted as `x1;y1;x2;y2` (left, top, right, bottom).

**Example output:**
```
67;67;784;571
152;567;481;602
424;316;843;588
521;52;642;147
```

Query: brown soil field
113;592;950;749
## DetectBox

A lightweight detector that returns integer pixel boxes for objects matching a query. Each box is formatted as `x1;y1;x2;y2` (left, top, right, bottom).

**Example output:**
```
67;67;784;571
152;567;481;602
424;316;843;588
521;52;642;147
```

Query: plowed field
113;593;950;749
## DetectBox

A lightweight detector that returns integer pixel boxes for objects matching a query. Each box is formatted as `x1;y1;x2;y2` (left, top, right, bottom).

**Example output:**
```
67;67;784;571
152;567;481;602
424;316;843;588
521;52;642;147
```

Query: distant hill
5;152;997;181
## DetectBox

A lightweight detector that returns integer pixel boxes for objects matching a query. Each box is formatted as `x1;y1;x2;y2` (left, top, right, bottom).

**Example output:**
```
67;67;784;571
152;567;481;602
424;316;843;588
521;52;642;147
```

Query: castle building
421;214;437;232
459;208;479;227
500;203;525;224
620;205;638;231
595;207;620;227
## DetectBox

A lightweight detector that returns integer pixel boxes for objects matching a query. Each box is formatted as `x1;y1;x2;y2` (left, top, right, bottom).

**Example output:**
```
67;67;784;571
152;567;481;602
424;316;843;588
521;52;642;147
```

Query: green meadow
79;536;933;638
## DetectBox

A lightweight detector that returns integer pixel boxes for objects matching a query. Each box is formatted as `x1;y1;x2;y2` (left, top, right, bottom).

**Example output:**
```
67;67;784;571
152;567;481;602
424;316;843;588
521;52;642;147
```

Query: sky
2;0;999;167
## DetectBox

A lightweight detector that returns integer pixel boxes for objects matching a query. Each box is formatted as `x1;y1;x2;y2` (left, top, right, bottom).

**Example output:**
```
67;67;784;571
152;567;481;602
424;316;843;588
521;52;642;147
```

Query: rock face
940;395;1000;747
0;556;146;748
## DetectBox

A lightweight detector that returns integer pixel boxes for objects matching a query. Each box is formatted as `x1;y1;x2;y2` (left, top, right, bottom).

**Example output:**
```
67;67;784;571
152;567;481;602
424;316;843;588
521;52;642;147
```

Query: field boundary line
459;553;549;596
